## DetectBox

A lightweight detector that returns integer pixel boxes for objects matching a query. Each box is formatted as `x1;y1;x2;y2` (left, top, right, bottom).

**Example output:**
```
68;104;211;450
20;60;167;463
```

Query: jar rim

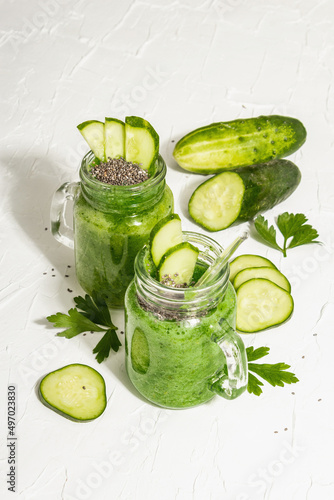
79;151;166;193
134;231;230;316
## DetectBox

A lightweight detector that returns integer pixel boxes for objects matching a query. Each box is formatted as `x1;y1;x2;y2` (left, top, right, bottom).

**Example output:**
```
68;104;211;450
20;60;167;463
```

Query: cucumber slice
236;278;294;333
39;364;107;422
125;116;159;171
189;172;245;231
104;117;125;159
77;120;105;161
158;242;199;286
150;214;183;267
234;266;291;292
230;254;276;282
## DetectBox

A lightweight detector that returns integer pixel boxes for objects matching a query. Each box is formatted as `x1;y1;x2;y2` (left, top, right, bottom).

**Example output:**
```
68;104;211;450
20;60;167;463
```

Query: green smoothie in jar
124;232;248;409
52;152;173;308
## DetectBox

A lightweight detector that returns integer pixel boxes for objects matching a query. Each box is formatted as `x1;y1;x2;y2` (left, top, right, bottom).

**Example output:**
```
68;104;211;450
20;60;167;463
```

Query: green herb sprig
47;293;121;363
254;212;320;257
247;346;299;396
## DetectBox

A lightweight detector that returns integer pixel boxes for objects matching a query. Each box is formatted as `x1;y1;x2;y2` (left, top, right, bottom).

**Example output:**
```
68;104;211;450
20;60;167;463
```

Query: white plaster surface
1;0;334;499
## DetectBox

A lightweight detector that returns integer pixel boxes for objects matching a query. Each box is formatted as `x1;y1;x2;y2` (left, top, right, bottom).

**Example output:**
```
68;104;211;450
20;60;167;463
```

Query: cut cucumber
230;254;276;282
104;117;125;159
233;266;291;292
188;159;301;231
39;364;107;422
125;116;159;171
189;172;245;231
173;115;307;174
77;120;105;161
131;327;150;374
236;278;294;333
150;214;183;267
158;242;199;286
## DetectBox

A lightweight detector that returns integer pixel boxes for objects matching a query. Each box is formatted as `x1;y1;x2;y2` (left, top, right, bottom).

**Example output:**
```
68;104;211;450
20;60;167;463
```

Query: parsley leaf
47;309;104;338
74;292;113;327
246;346;298;396
276;212;307;239
93;328;122;363
254;212;320;257
247;372;264;396
253;215;282;252
246;346;270;362
47;293;122;361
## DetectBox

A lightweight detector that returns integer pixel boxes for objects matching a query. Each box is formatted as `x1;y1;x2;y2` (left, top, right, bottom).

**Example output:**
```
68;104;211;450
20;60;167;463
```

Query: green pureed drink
125;232;248;409
51;152;173;307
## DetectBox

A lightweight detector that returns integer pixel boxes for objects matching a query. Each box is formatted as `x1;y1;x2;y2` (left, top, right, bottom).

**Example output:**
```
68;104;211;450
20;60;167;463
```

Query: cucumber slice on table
39;364;107;422
233;266;291;292
125;116;159;171
188;159;301;231
104;117;125;159
77;120;105;161
150;214;183;267
158;242;199;286
229;254;276;282
236;278;294;333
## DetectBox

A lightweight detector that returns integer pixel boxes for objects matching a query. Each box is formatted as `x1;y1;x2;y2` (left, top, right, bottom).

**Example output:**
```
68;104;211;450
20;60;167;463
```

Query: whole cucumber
173;115;306;174
188;159;301;231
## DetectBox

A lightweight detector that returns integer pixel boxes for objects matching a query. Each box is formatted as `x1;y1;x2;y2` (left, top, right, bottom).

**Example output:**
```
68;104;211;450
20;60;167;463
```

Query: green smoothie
74;186;173;308
125;279;237;408
73;153;173;308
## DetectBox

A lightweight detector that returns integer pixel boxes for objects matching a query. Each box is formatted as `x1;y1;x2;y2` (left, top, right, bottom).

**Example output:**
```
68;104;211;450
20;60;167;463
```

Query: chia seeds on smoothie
90;157;150;185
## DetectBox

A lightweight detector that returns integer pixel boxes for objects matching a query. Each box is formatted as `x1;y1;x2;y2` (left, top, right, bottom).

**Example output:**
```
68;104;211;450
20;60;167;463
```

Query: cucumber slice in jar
158;242;199;286
125;116;159;171
229;254;277;282
233;266;291;292
189;172;245;231
39;364;107;422
77;120;105;161
104;117;125;159
150;214;183;267
236;278;294;333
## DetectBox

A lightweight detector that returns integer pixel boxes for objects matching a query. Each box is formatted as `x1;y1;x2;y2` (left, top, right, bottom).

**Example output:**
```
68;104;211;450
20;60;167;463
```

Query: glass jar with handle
51;151;174;307
124;231;248;408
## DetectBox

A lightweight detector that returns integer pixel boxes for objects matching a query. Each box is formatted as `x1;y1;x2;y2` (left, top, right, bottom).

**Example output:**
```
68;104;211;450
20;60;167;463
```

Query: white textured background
1;0;334;499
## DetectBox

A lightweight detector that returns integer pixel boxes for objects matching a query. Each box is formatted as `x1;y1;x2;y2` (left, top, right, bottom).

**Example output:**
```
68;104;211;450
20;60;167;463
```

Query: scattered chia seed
67;288;73;293
43;272;47;275
90;157;150;186
65;275;69;277
52;275;56;277
67;265;71;268
45;227;48;231
51;268;54;271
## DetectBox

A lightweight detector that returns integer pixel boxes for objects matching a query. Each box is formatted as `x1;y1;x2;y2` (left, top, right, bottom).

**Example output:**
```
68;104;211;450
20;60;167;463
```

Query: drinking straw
194;232;248;287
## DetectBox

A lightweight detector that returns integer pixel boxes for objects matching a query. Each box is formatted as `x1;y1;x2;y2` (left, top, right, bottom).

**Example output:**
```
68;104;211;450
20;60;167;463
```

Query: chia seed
90;157;150;186
160;273;189;288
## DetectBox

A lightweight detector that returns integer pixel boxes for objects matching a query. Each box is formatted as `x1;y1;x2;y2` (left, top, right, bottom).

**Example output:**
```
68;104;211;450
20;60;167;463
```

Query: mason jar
51;151;174;307
124;232;248;409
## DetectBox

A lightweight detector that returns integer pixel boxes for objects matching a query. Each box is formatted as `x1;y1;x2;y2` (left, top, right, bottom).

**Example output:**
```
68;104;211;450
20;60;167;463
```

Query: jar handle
209;325;248;400
50;182;80;249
